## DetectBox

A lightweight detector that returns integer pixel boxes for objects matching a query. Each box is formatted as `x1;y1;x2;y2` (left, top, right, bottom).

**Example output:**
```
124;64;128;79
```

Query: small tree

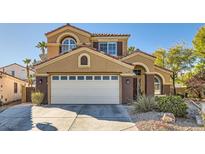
166;44;195;95
186;72;205;98
193;26;205;59
153;48;167;67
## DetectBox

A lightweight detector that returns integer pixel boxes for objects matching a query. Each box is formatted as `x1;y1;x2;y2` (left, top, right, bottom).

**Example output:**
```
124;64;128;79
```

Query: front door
133;77;144;100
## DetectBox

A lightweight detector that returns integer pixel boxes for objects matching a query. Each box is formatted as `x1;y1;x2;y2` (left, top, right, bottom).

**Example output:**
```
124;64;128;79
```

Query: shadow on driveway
0;104;136;131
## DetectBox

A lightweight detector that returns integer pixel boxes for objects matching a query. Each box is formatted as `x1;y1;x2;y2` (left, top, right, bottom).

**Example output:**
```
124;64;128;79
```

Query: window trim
61;76;68;80
154;75;162;95
111;76;118;80
86;76;93;80
69;76;76;80
94;76;101;80
61;37;77;53
77;76;85;80
98;42;117;56
52;76;59;80
78;53;90;68
11;71;15;76
103;76;110;80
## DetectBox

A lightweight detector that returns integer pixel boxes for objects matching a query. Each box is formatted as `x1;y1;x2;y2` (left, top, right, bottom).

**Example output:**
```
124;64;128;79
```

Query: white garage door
51;75;120;104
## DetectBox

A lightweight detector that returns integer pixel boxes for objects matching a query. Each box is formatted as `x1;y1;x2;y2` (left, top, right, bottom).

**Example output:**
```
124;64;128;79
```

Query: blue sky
0;23;203;67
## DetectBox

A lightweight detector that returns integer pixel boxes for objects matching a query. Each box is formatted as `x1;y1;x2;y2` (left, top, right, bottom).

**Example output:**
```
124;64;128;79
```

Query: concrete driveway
0;104;137;131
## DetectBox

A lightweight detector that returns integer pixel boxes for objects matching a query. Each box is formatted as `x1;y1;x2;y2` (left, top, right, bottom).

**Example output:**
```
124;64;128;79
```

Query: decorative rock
195;115;204;126
161;113;175;123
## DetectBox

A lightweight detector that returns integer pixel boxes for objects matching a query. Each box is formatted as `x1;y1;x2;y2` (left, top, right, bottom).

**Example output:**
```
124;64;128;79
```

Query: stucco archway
132;62;150;72
56;32;80;44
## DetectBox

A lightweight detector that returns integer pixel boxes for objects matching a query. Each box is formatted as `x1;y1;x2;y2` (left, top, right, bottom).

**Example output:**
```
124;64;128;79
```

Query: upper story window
61;38;76;53
11;71;15;76
98;42;117;56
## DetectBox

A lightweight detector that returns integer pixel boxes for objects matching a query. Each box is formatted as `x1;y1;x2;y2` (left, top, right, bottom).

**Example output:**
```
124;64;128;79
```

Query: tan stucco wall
122;54;155;72
121;53;172;86
47;45;60;59
154;66;172;85
36;48;133;74
0;75;27;103
47;29;91;44
46;26;129;59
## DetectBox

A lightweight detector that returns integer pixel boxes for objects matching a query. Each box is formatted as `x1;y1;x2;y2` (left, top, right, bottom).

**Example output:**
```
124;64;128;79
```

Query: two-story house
0;63;35;80
35;24;172;104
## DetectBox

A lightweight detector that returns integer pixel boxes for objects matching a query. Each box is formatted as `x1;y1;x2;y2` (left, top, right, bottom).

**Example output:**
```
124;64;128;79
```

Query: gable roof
45;24;92;36
154;65;173;73
0;63;35;72
0;71;28;82
92;33;130;37
45;24;131;38
120;49;156;61
35;46;134;70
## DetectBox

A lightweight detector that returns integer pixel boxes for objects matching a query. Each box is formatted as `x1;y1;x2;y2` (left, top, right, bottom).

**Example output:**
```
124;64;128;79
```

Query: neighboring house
35;24;172;104
175;84;205;99
0;63;35;80
0;71;27;104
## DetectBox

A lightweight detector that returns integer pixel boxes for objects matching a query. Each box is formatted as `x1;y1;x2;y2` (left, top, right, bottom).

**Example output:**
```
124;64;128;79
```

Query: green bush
134;96;156;113
156;96;188;117
31;92;44;105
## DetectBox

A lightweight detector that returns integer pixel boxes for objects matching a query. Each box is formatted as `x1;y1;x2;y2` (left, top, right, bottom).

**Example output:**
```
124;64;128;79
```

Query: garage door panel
51;98;119;104
51;75;120;104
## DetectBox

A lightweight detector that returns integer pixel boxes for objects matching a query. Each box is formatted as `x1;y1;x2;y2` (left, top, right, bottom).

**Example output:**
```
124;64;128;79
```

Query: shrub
0;100;3;106
134;96;156;113
31;92;44;105
156;96;188;117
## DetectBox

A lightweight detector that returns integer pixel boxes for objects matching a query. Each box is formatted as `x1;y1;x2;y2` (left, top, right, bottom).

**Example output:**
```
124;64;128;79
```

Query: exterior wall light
39;79;43;84
126;79;130;85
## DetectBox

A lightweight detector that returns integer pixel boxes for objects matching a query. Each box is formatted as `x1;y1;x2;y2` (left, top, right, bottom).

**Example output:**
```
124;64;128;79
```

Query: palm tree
28;74;34;87
128;46;136;54
36;41;47;61
36;41;47;55
23;58;31;82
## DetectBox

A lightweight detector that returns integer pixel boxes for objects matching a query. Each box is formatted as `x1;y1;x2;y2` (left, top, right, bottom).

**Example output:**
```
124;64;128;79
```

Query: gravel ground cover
125;102;205;131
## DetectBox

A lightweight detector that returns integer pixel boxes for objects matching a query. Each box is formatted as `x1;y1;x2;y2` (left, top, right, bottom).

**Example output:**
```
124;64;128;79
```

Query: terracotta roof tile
123;49;156;59
92;33;130;37
45;24;130;37
45;24;92;36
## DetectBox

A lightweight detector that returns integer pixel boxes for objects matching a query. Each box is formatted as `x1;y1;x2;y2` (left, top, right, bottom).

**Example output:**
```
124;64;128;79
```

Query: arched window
154;76;162;95
78;53;90;68
80;56;88;65
61;38;76;53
